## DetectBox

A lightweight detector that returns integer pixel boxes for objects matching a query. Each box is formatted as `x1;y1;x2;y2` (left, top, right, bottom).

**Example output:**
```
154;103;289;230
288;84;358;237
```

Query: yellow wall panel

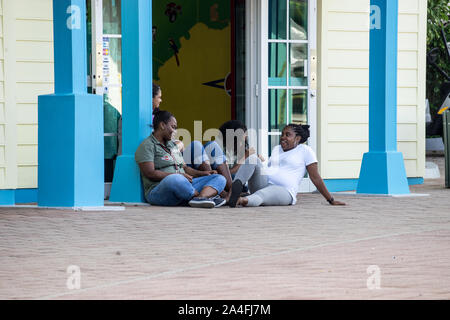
16;41;53;61
398;124;417;141
0;102;4;123
398;106;418;123
398;69;418;87
17;166;36;188
320;0;426;179
328;68;369;87
16;103;37;124
16;83;53;103
0;82;4;101
398;88;418;105
328;12;368;31
16;124;37;145
327;87;369;105
399;0;419;11
328;124;368;142
328;49;369;68
327;106;368;124
0;168;5;187
398;142;418;160
325;160;362;179
15;19;52;41
398;14;419;33
405;160;418;177
0;124;4;144
0;39;4;60
16;61;54;82
17;145;37;165
398;33;418;51
398;51;418;69
328;0;368;12
328;31;369;50
327;142;368;161
15;0;52;19
0;145;4;165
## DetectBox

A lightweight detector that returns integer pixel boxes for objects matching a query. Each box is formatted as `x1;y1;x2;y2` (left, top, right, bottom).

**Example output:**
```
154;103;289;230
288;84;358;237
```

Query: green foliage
426;0;450;115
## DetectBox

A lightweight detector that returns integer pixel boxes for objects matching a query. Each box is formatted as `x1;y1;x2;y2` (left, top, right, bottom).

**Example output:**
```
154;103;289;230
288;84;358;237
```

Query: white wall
318;0;427;180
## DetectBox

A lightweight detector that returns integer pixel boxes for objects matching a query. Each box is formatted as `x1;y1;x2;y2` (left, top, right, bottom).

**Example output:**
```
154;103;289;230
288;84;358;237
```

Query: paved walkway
0;157;449;300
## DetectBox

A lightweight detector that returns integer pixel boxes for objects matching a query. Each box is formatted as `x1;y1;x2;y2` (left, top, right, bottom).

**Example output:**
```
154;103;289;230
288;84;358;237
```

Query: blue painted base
15;189;38;203
38;93;104;207
0;190;15;205
109;155;145;203
324;178;423;193
357;151;410;195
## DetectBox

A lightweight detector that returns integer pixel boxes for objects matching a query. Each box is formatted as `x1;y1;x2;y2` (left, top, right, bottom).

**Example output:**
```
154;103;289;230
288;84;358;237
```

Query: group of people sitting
134;84;345;209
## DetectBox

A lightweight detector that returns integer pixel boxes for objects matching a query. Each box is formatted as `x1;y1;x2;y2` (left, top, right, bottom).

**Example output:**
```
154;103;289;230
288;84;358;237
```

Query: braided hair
286;123;310;144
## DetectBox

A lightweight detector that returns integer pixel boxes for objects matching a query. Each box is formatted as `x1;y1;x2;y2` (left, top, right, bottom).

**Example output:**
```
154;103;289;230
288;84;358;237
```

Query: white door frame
90;0;104;95
246;0;318;193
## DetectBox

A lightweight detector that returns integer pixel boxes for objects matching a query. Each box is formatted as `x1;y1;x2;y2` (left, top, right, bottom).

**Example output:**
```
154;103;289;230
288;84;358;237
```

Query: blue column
356;0;410;195
37;0;104;207
109;0;152;203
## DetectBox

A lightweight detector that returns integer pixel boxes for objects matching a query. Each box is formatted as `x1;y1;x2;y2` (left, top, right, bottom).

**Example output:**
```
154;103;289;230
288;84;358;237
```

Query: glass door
87;0;122;196
248;0;317;192
267;0;316;155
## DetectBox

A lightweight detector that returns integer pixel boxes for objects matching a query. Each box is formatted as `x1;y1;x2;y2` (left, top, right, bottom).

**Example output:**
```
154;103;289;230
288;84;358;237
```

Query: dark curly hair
219;120;249;155
286;124;310;144
153;110;174;131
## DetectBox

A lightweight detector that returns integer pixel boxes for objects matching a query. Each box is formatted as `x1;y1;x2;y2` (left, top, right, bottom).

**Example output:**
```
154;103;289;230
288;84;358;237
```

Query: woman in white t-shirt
228;124;346;207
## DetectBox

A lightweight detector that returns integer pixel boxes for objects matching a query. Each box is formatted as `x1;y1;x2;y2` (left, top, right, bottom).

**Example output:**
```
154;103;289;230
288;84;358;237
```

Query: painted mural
152;0;231;138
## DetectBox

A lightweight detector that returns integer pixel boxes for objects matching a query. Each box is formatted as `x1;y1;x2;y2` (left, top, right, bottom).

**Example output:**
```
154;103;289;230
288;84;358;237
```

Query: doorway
86;0;123;198
247;0;317;191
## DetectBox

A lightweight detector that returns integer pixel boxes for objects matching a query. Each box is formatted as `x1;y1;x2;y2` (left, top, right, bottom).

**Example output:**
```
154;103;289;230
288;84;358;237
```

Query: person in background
183;120;263;200
153;83;185;152
152;83;162;115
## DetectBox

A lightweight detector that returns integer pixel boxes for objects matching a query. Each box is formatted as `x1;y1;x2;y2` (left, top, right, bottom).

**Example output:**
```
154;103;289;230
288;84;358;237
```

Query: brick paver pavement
0;156;449;300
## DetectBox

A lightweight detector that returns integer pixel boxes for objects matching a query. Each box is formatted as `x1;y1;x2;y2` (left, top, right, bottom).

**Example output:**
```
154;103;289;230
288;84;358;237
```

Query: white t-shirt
263;144;318;205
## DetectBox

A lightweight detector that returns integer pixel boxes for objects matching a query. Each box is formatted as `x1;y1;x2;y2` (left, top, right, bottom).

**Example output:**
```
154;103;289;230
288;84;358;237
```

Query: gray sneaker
212;195;227;208
188;197;215;209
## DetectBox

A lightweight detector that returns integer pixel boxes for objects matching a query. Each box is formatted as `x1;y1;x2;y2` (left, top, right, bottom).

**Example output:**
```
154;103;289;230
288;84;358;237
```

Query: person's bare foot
237;197;248;207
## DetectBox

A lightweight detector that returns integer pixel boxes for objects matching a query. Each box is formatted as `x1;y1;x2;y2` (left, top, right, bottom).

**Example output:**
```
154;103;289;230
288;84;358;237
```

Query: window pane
290;0;308;40
269;89;288;131
269;43;287;86
289;89;308;125
269;0;287;39
289;43;308;86
103;0;121;34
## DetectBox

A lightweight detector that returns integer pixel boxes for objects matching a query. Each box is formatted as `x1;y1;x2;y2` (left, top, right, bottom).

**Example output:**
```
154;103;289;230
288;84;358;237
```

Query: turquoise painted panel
357;0;410;195
325;178;424;193
15;189;38;204
53;0;88;94
0;190;15;205
109;0;152;203
38;94;104;207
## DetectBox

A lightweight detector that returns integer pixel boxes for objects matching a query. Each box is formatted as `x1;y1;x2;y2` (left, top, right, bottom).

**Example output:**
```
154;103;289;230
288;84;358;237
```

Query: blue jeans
146;173;226;206
183;141;227;170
